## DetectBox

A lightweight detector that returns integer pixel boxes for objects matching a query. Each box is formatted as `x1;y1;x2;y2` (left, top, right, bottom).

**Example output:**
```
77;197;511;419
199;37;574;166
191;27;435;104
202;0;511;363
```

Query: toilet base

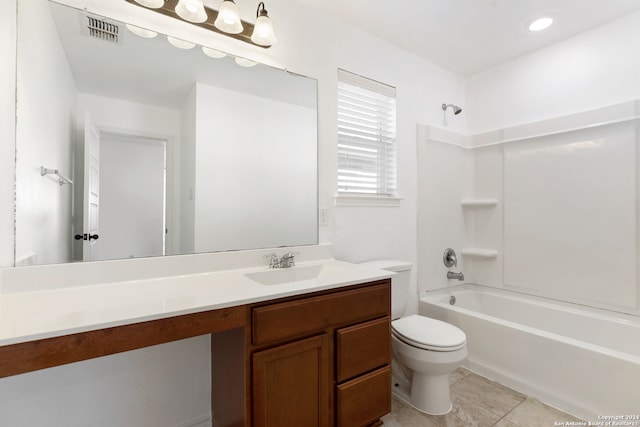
391;373;453;416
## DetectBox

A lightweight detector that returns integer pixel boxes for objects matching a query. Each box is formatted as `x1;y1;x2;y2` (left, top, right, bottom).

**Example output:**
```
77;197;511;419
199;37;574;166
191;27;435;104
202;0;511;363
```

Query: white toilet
359;260;467;415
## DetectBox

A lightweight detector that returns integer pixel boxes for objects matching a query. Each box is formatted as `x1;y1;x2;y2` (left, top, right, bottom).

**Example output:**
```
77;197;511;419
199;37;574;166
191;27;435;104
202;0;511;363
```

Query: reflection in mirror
15;0;318;266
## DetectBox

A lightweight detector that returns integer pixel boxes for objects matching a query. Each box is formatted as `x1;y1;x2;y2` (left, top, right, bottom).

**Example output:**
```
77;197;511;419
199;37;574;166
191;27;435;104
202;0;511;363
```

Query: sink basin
245;264;324;285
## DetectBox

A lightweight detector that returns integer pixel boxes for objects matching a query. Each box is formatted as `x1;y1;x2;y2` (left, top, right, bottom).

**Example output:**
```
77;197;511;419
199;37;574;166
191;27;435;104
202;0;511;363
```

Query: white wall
193;82;317;252
0;0;466;426
14;0;77;265
99;134;166;260
321;21;466;282
0;0;15;268
0;337;211;427
466;10;640;134
179;87;197;254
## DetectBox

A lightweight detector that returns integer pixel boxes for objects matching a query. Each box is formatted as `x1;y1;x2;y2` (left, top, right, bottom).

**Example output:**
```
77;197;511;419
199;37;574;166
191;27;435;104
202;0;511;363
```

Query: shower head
442;103;462;115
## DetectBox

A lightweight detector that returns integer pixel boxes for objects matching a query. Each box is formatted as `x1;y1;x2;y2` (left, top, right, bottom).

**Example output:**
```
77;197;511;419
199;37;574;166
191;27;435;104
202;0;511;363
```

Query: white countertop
0;259;392;346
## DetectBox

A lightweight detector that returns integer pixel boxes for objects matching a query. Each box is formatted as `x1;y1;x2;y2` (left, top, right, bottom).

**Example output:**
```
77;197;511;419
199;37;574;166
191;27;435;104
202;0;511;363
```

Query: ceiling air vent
86;16;119;43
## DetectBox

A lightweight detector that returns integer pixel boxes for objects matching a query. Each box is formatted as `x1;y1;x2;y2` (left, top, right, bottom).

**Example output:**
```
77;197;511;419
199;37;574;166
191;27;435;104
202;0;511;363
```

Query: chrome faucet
263;252;298;268
447;271;464;281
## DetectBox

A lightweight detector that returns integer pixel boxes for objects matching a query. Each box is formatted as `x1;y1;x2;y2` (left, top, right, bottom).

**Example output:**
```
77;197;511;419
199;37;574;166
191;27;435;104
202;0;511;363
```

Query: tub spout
447;271;464;281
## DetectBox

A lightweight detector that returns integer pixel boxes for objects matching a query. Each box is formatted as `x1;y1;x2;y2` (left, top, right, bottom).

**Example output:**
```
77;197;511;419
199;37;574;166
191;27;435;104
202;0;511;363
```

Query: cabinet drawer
252;281;390;346
336;317;390;382
336;365;391;427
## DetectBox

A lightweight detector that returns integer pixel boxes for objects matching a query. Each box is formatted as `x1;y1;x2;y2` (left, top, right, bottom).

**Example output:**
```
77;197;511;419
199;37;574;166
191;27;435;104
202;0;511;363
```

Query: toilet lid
392;315;466;351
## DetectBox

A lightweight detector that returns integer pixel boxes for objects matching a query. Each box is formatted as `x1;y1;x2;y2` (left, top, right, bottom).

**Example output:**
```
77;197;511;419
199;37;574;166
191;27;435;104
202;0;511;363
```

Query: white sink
245;264;324;285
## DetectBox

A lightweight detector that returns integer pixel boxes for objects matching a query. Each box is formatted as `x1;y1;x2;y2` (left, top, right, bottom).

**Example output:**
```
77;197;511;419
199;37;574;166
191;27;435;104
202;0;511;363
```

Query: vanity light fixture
250;2;277;46
125;0;278;48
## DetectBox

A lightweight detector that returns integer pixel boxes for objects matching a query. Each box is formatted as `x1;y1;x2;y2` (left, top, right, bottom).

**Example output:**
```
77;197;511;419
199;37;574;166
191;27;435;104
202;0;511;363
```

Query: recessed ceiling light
529;16;554;32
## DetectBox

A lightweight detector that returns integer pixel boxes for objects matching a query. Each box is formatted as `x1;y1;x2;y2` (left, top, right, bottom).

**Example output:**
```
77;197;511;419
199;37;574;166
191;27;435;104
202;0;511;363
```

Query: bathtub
420;284;640;421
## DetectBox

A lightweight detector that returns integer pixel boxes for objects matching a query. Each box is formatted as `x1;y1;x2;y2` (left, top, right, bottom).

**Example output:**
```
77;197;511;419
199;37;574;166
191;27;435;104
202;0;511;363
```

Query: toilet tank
358;260;412;319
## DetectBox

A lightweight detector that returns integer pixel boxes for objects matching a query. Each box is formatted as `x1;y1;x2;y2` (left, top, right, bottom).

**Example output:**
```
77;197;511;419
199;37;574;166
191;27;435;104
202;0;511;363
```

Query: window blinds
337;69;397;196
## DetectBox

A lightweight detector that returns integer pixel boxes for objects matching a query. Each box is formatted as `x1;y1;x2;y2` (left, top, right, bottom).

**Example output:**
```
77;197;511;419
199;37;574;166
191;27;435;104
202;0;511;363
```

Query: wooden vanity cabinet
0;278;391;427
249;279;392;427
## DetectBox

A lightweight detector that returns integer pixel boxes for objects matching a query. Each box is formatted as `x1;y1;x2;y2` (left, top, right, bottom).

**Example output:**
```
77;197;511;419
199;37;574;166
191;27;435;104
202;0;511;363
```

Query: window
337;69;397;201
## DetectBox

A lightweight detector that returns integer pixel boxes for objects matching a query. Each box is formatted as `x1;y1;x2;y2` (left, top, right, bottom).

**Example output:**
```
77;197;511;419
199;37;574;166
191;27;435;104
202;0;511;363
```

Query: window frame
335;69;400;207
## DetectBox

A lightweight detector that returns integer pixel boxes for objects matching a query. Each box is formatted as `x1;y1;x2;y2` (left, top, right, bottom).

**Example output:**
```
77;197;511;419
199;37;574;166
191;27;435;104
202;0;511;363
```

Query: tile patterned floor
381;368;584;427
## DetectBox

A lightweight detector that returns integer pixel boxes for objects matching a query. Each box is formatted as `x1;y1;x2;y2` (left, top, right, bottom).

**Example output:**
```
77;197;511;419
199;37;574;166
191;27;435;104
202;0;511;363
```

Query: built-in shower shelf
461;248;498;259
460;199;499;208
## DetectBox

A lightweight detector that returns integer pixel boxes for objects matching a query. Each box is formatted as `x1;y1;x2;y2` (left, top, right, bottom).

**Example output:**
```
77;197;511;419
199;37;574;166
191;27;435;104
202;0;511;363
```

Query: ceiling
294;0;640;76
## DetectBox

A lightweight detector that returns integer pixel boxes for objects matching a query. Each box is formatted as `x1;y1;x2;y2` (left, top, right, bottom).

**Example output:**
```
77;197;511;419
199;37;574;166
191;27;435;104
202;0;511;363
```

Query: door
82;113;100;261
252;334;330;427
98;133;166;260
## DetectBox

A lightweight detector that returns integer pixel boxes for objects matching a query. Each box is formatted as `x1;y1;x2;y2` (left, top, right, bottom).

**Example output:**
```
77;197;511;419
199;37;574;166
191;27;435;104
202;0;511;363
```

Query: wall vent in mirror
87;16;120;43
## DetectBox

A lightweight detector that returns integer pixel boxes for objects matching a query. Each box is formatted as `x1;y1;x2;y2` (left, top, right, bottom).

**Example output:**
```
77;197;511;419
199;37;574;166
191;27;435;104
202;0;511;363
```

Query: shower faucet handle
443;248;458;268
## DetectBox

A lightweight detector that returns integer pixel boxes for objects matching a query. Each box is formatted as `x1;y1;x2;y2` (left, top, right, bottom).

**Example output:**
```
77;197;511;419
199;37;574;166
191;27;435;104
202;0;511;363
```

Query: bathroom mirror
15;0;318;266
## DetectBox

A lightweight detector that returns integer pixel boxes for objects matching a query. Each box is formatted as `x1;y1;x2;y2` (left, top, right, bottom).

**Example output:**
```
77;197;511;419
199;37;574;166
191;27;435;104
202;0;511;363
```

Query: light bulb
214;0;243;34
167;36;196;49
126;24;158;39
202;46;227;59
235;57;257;67
250;7;277;46
175;0;208;23
528;16;553;32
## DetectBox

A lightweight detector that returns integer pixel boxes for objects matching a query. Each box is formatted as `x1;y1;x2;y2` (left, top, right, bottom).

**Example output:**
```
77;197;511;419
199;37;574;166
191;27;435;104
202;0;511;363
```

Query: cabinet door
252;334;330;427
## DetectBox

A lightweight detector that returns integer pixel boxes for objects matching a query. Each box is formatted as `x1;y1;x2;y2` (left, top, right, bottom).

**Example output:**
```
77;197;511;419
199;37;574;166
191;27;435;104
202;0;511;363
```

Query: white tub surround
420;285;640;421
0;243;391;352
418;99;640;317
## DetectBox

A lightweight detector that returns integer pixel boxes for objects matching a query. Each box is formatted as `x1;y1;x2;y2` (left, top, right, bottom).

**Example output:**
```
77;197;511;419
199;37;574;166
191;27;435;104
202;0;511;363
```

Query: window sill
334;195;402;207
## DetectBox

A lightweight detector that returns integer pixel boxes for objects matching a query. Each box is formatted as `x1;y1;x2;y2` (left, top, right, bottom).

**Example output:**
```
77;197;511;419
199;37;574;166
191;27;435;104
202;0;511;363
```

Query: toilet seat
392;315;466;352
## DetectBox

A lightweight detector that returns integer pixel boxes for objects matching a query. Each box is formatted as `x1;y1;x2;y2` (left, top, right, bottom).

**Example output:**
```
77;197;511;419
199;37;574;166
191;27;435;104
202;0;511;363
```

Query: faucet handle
279;251;299;267
443;248;458;268
281;251;300;259
263;253;280;268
